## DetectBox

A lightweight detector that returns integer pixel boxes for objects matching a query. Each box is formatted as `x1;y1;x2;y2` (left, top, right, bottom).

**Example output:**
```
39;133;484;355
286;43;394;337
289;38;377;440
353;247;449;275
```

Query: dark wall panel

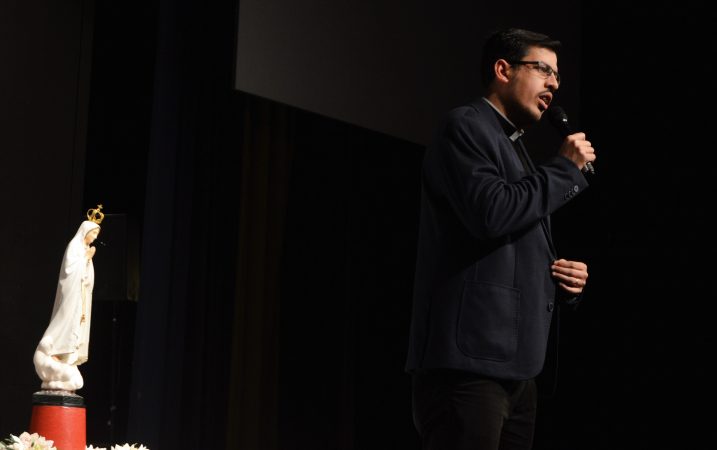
0;0;94;436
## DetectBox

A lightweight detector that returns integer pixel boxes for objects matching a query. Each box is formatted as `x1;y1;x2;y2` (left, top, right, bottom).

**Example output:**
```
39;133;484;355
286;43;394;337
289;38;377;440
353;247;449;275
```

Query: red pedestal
29;392;86;450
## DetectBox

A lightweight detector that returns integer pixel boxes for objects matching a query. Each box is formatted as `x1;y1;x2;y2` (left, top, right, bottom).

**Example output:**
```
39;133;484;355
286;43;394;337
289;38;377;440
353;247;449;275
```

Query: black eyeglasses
508;60;560;85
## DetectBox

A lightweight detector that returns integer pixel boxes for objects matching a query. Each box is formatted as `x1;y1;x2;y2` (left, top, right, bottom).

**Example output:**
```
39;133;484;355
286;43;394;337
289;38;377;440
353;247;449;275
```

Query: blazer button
573;185;579;193
547;302;554;312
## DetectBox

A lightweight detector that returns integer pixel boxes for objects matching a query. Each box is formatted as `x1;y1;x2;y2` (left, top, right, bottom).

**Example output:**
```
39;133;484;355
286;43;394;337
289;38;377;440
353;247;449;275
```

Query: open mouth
538;93;552;111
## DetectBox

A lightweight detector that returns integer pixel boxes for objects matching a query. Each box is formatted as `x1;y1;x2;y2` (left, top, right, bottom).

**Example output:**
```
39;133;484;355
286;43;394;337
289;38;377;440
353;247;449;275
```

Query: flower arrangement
0;432;56;450
0;432;148;450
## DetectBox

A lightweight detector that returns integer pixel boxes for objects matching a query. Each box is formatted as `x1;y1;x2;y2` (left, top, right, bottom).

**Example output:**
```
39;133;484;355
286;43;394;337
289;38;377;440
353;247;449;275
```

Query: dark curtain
221;91;425;450
126;0;242;448
225;96;295;450
125;0;424;448
274;107;424;450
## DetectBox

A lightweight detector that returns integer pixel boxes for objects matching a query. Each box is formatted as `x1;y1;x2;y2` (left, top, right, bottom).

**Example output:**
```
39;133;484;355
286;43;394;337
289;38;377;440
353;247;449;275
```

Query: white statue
33;205;104;392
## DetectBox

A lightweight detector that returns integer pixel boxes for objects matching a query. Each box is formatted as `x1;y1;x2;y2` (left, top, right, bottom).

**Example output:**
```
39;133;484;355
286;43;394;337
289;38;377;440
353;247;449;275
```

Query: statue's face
84;228;100;245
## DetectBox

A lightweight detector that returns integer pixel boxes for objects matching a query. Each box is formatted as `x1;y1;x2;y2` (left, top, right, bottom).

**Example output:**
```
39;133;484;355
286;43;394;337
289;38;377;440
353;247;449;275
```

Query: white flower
2;435;147;450
3;432;57;450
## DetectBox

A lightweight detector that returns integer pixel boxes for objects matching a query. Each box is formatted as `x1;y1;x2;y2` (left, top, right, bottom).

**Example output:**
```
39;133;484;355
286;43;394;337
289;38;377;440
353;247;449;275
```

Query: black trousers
412;369;537;450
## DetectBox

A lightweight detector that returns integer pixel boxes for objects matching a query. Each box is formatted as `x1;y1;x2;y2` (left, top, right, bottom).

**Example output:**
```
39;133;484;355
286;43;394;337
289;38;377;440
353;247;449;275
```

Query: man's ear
494;59;512;84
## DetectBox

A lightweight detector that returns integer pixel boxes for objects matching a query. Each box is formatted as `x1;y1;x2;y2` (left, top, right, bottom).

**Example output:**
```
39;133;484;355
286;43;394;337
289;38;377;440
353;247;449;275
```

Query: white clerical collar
482;97;524;142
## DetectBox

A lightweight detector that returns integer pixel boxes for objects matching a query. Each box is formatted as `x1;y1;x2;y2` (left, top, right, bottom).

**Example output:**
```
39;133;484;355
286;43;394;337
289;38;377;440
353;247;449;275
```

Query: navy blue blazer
405;99;589;380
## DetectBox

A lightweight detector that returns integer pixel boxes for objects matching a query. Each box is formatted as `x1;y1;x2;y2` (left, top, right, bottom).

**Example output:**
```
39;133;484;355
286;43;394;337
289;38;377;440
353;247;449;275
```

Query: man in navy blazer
406;28;595;450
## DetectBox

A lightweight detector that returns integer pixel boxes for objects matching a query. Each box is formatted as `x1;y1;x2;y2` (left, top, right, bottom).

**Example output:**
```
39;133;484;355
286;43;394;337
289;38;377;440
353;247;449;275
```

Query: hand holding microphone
546;106;596;175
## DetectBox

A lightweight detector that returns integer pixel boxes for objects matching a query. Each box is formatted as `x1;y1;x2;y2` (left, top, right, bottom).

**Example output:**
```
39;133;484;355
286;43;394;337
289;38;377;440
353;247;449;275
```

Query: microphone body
546;106;595;175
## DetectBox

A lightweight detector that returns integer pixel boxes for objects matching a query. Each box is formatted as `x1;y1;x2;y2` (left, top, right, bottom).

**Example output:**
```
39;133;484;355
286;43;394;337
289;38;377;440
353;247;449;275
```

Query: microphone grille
546;105;571;135
547;105;568;123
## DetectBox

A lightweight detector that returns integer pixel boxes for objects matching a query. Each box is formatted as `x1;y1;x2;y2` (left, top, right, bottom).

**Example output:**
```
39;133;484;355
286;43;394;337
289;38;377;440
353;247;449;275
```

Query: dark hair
480;28;561;88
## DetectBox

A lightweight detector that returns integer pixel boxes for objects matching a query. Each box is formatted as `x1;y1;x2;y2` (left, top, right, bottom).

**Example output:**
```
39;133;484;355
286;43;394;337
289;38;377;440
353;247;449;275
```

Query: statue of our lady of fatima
33;205;104;393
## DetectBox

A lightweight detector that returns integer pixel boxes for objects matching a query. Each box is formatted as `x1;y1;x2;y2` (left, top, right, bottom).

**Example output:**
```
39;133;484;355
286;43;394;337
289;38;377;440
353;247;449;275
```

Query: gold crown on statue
86;204;105;224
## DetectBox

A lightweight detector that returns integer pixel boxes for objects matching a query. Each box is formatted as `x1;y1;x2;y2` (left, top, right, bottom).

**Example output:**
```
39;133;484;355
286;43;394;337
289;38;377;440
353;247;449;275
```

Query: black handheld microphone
546;106;595;175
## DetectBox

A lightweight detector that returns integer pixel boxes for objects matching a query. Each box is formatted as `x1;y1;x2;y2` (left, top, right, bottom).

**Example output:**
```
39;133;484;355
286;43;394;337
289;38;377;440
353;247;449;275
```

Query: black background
1;1;715;449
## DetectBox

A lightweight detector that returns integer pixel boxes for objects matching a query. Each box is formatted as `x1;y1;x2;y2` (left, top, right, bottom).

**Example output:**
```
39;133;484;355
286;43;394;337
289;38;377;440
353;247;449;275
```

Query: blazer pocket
456;281;520;362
